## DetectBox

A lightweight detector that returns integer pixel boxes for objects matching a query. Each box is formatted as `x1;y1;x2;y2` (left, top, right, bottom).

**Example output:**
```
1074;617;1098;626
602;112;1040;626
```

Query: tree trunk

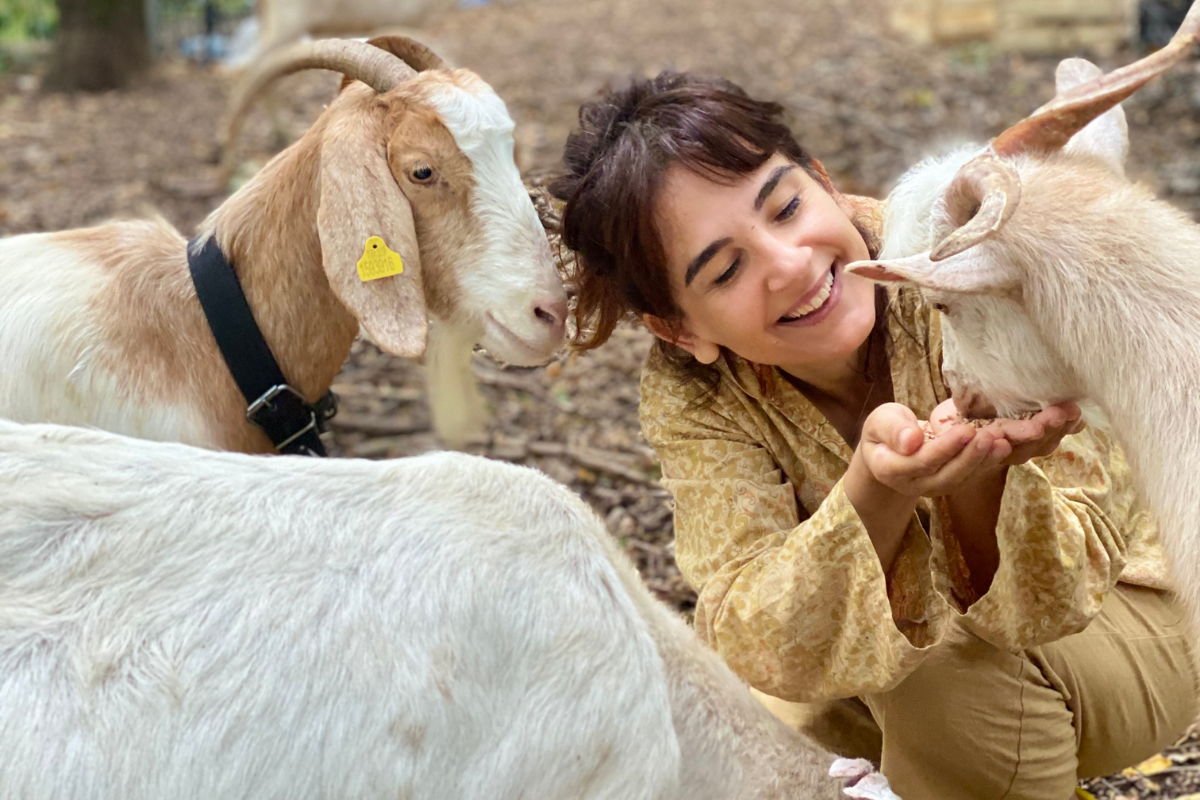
43;0;150;92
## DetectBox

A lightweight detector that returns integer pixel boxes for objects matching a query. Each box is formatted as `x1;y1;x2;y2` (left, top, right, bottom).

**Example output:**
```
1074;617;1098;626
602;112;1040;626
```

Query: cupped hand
928;398;1086;467
854;402;1008;497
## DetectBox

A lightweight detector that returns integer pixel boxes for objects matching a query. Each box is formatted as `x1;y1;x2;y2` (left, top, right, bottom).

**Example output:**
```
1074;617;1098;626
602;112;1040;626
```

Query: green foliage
0;0;58;41
156;0;254;20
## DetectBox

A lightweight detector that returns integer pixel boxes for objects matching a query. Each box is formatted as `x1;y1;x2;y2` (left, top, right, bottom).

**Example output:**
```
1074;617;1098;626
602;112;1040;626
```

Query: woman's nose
760;239;812;292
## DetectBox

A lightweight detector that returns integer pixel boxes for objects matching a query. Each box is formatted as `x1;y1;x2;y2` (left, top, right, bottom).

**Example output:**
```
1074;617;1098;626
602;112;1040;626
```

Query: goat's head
220;36;567;365
848;6;1200;418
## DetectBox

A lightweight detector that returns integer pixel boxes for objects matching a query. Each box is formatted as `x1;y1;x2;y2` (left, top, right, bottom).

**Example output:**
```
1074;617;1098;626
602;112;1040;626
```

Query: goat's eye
410;165;435;183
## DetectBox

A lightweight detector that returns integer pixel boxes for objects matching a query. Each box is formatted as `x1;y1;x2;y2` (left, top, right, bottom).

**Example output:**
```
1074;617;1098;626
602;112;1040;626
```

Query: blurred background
1;1;1198;791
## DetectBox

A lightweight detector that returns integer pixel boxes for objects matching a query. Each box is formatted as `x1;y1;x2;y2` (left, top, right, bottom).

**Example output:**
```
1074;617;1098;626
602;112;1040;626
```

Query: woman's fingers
983;416;1044;443
927;398;961;437
859;399;1087;495
869;424;976;487
863;403;923;455
991;402;1084;464
915;430;998;492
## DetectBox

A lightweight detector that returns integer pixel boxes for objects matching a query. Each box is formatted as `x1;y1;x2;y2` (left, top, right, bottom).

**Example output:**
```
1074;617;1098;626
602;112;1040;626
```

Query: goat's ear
847;250;1015;295
317;96;428;358
1056;58;1129;174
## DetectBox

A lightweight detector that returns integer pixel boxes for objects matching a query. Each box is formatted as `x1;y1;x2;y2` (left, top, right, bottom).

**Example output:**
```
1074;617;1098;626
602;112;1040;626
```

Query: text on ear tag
356;236;404;281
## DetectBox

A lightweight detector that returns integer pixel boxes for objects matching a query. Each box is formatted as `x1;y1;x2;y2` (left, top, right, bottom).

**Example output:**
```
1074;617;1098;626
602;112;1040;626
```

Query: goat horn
339;35;447;93
992;2;1200;157
929;153;1021;262
216;39;418;185
361;34;447;72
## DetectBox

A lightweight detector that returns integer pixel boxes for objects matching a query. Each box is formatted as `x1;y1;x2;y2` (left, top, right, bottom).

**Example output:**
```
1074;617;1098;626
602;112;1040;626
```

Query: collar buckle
246;384;324;454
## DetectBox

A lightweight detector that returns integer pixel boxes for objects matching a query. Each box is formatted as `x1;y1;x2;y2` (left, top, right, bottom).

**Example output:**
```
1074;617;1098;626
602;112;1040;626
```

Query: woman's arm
938;402;1085;597
925;401;1142;650
641;375;945;702
847;401;1010;576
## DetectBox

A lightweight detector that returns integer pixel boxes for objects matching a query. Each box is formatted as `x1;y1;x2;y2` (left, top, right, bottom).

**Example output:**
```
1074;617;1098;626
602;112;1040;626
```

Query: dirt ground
2;0;1199;794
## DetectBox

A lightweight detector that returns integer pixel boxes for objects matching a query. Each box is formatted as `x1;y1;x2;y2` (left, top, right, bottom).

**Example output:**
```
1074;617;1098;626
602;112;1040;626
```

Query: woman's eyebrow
754;165;795;211
684;237;734;287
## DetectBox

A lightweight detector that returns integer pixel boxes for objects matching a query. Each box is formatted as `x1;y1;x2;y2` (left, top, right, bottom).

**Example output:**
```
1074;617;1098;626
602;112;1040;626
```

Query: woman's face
653;153;876;375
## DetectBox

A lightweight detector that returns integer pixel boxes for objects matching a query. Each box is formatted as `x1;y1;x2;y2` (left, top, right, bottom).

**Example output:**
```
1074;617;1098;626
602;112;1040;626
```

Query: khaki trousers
754;584;1197;800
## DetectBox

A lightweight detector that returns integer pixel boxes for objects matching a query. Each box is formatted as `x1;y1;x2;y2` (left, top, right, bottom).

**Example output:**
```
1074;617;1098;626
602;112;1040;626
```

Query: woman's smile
654;153;875;374
776;261;843;327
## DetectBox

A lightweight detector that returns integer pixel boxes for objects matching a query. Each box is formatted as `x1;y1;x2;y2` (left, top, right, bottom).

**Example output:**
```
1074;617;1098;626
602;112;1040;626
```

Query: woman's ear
642;314;720;364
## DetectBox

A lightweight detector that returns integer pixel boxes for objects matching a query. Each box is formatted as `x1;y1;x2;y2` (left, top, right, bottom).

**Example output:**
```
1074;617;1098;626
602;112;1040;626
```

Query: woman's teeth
780;269;835;321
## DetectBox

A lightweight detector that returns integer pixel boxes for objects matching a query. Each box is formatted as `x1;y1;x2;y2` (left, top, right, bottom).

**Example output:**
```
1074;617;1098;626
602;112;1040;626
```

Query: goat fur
0;419;896;800
850;58;1200;635
0;50;566;453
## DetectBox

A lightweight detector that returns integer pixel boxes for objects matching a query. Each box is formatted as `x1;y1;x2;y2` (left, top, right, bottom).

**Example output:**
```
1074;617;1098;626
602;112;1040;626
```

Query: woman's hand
926;398;1085;597
853;402;1007;498
845;402;1003;573
928;398;1086;468
844;400;1084;576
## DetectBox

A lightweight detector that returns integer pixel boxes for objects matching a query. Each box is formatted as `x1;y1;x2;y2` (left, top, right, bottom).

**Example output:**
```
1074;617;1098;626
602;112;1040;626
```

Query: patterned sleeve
640;361;948;703
931;423;1159;649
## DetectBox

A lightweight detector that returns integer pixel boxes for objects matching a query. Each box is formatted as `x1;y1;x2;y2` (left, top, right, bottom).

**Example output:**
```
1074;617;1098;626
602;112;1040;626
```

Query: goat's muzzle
946;376;999;421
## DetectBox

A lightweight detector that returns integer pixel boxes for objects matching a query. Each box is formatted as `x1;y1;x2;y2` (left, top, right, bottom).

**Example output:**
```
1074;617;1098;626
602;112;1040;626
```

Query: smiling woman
550;72;1198;799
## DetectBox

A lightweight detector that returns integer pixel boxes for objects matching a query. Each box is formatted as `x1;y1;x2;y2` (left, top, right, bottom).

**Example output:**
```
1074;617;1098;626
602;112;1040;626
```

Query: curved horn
339;35;447;92
929;153;1021;262
216;39;418;183
993;3;1200;157
365;34;447;72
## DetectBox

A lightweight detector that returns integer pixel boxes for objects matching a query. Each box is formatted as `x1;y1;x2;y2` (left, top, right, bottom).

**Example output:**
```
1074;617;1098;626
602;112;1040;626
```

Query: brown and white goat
847;8;1200;629
0;37;567;452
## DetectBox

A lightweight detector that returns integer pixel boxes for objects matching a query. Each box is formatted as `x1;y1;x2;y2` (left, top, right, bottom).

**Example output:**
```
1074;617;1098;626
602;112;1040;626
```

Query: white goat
847;9;1200;626
0;419;898;800
0;36;567;452
227;0;457;69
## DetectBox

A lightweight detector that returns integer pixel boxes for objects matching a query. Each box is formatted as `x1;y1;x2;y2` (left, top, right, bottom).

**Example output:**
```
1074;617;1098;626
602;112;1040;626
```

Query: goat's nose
532;295;568;333
956;386;998;420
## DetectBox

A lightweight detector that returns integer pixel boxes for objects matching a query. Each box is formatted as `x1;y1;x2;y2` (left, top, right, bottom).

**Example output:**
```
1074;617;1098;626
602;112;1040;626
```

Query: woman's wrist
942;466;1008;597
845;451;920;574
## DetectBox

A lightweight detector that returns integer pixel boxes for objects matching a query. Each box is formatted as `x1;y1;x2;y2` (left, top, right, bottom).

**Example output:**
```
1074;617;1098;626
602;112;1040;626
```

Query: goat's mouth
951;385;1049;421
482;313;554;365
777;262;842;328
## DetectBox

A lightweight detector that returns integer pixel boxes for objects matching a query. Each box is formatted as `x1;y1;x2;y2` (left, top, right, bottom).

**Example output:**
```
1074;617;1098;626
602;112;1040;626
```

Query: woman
551;72;1197;799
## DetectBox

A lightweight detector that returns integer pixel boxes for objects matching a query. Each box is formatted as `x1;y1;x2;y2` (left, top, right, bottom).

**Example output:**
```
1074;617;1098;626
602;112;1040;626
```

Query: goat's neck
203;131;360;402
1024;206;1200;613
626;586;837;799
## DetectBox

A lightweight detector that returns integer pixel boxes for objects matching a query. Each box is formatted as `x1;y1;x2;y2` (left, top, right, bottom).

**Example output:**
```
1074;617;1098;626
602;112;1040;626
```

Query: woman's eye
776;196;800;222
933;302;948;313
713;257;740;286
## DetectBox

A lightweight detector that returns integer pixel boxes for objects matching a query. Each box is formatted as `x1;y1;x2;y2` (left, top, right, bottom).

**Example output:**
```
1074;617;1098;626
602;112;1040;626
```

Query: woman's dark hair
551;71;828;348
551;71;890;400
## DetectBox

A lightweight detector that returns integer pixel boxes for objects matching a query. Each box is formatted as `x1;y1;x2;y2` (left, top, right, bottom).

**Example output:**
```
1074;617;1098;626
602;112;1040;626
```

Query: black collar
187;236;337;456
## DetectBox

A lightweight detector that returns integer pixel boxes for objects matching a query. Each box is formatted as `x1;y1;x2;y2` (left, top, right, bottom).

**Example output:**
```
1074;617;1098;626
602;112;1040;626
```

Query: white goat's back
0;422;679;800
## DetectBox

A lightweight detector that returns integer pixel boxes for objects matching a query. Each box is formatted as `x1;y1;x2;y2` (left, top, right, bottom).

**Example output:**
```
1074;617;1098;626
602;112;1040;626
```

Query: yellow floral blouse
639;285;1171;704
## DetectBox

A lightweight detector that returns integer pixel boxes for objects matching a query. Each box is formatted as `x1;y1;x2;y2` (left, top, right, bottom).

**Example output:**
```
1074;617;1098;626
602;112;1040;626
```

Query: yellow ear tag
356;236;404;282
